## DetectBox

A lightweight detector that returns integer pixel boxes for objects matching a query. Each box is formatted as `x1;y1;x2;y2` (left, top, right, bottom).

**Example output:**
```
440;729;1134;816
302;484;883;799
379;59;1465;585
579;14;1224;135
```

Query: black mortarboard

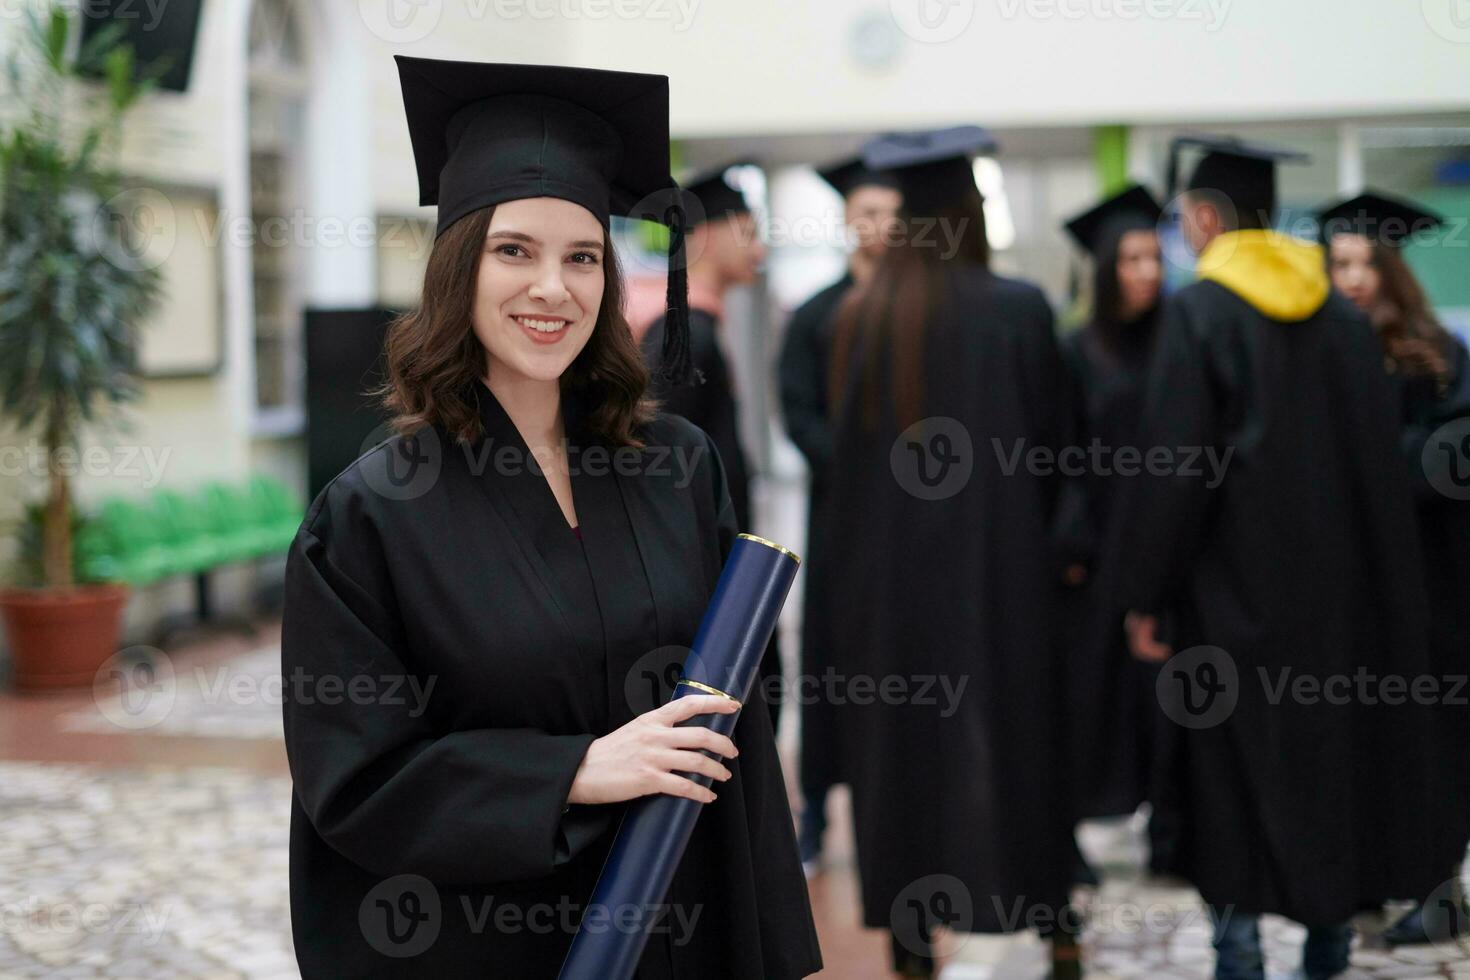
680;160;760;226
1166;134;1310;221
1063;183;1164;255
1315;190;1444;247
861;126;999;215
815;156;901;199
394;55;693;383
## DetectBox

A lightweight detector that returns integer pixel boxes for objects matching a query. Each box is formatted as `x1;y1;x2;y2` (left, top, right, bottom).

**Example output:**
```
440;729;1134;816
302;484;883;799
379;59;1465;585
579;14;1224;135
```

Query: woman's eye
494;244;526;258
569;251;600;266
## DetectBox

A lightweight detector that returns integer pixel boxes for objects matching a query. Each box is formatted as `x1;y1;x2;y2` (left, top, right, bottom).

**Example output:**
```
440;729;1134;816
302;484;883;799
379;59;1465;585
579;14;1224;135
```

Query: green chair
90;496;182;586
245;475;303;555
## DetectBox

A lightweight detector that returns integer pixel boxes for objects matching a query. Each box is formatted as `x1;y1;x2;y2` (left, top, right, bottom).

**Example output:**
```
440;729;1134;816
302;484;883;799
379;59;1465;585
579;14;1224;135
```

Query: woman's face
1115;228;1163;320
1328;233;1381;312
473;197;605;386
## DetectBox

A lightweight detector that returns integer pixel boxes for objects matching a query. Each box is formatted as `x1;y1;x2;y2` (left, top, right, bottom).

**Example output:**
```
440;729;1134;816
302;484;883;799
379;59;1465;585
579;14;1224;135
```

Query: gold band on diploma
676;678;740;702
736;533;802;565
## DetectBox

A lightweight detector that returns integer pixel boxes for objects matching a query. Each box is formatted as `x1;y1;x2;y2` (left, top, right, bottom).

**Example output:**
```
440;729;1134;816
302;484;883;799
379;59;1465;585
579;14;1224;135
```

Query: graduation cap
861;125;999;215
1166;134;1310;222
815;155;900;199
680;160;761;226
1315;190;1444;247
1063;183;1164;256
394;55;693;384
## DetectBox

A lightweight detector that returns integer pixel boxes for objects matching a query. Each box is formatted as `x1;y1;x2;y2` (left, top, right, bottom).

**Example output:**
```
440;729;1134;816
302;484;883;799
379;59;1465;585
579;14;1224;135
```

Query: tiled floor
3;627;1468;979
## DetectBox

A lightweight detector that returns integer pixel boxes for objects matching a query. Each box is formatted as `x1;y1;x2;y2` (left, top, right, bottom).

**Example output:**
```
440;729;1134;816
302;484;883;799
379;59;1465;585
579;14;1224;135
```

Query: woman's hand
566;694;741;806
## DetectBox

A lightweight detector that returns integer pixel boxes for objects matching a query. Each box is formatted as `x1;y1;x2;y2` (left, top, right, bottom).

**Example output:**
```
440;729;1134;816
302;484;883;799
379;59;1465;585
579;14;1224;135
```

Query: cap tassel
659;196;696;387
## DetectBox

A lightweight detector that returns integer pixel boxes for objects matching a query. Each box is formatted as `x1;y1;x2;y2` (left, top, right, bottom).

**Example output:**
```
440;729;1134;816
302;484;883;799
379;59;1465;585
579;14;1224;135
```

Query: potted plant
0;7;165;689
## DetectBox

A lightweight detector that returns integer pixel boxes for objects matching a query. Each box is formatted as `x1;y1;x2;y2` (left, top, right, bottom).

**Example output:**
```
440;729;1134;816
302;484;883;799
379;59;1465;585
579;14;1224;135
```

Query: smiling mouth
512;314;572;336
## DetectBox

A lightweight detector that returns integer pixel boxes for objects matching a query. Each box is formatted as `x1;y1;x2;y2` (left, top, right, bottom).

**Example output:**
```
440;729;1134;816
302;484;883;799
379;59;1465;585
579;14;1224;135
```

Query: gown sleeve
1114;295;1219;617
1402;337;1470;500
281;486;611;885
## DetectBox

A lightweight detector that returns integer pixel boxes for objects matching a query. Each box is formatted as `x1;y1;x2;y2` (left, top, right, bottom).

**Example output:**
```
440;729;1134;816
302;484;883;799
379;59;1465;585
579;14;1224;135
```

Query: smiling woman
278;56;821;980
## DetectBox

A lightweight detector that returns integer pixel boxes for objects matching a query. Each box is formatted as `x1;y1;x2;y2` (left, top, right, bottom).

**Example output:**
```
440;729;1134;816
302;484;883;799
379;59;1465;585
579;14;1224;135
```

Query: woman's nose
527;263;569;306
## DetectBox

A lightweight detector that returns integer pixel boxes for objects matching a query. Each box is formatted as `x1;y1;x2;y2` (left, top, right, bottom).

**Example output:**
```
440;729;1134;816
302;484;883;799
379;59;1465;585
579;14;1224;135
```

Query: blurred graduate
1320;190;1470;947
777;155;902;871
1053;184;1171;875
280;56;819;979
819;127;1080;980
1115;137;1442;980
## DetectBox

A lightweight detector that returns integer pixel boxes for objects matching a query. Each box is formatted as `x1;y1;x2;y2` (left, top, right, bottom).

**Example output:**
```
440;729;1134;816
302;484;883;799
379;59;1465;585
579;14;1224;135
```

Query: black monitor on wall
78;0;205;93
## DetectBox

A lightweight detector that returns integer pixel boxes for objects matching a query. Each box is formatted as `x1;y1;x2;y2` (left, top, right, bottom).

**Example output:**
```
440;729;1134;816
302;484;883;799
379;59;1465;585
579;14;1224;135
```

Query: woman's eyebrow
486;230;603;251
569;239;604;251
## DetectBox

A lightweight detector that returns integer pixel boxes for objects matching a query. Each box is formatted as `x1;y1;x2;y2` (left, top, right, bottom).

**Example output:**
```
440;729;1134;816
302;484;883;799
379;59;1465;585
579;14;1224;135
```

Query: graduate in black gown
820;127;1080;980
642;163;782;731
1114;137;1442;980
1320;190;1470;947
777;156;901;871
281;57;820;979
1053;185;1169;870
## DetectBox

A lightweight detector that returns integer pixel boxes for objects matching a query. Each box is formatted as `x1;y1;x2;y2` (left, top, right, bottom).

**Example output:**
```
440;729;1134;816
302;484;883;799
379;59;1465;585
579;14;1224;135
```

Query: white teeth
515;316;568;333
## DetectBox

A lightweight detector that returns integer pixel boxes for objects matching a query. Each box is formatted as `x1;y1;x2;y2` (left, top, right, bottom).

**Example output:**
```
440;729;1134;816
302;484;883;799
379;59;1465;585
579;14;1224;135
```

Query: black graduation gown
1055;323;1162;820
1397;336;1470;866
643;310;751;528
820;267;1075;932
1113;281;1443;925
777;274;853;794
280;380;821;979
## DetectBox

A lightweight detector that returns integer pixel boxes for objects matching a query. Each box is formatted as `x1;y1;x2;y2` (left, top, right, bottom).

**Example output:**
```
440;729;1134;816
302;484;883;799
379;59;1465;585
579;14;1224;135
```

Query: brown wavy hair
375;205;656;446
1357;240;1453;390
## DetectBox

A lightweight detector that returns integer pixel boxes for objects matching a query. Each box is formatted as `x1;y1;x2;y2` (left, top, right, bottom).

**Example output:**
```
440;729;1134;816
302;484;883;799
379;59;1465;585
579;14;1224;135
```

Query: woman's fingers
655;771;718;803
659;724;738;759
658;693;739;725
659;749;733;784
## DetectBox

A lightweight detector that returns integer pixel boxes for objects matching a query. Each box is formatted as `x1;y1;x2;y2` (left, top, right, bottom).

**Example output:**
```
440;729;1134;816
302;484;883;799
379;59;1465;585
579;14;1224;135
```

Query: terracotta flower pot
0;583;130;691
